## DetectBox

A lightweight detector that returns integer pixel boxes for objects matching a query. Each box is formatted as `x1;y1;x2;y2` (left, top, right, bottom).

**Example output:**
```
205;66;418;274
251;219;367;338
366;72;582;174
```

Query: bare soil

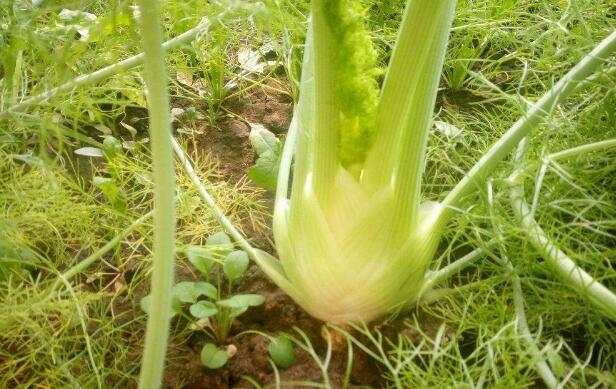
189;79;294;181
162;267;386;389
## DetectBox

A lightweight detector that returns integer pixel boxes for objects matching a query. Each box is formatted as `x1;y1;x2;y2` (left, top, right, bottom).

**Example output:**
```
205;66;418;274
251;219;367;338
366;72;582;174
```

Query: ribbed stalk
363;0;456;240
289;18;315;210
311;0;340;206
136;1;176;388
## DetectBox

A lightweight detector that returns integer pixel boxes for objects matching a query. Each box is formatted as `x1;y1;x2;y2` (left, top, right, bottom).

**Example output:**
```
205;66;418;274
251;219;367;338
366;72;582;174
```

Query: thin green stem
509;141;616;321
137;1;176;388
58;276;103;389
171;138;256;257
419;246;487;298
487;178;558;389
0;19;210;120
548;138;616;160
441;30;616;219
510;274;559;389
59;212;153;283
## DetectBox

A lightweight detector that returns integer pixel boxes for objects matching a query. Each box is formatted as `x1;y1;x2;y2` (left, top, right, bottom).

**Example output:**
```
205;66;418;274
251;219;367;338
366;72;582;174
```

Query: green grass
406;0;616;386
1;0;615;387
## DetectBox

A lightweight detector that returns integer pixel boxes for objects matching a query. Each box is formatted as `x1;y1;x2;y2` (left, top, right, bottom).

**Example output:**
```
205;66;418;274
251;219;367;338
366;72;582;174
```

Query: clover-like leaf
93;176;127;213
139;294;181;318
249;123;279;156
139;295;151;314
229;306;248;318
185;246;215;275
102;135;122;159
434;120;463;140
200;343;228;369
172;281;217;304
248;124;281;190
75;147;104;158
189;301;218;319
217;294;265;310
206;232;233;255
223;250;249;282
268;335;295;369
248;150;280;190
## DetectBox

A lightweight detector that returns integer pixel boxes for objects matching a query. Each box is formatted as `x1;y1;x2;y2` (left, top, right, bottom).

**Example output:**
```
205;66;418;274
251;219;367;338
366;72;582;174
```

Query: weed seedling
141;231;264;369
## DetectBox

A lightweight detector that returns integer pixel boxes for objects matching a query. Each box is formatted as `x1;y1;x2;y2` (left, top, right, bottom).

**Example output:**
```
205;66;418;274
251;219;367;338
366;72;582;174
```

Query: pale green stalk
509;141;616;321
310;0;339;205
136;1;176;388
275;108;298;201
441;30;616;220
287;21;315;206
487;179;558;389
419;246;487;298
548;138;616;160
0;19;210;119
364;0;456;237
10;50;23;106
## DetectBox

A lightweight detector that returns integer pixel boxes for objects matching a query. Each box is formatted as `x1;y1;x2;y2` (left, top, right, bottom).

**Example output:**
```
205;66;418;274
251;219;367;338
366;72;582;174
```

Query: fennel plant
239;0;616;324
265;0;457;323
2;0;616;387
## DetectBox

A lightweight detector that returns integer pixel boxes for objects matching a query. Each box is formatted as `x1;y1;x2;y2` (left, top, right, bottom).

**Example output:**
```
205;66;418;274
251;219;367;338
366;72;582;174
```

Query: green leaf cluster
139;231;264;369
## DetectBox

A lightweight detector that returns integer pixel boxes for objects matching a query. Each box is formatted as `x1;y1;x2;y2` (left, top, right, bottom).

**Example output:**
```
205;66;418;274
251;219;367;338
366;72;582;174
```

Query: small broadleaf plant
248;123;283;190
140;231;264;369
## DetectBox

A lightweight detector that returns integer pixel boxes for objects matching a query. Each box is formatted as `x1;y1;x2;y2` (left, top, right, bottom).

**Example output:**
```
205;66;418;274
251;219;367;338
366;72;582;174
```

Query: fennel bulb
261;0;457;323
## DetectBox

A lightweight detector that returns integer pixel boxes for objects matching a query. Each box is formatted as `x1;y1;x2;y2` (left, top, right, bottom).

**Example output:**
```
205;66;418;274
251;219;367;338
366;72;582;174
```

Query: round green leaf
185;246;215;275
223;250;249;282
206;231;233;254
102;135;122;159
217;294;265;309
140;294;181;318
189;301;218;319
200;343;228;369
268;335;295;369
249;124;280;156
228;306;248;319
139;295;151;314
172;281;217;303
